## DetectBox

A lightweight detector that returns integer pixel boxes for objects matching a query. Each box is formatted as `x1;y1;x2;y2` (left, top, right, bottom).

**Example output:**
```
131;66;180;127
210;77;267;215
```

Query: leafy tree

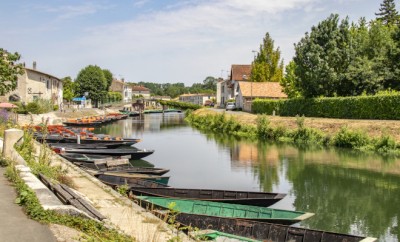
375;0;399;25
280;61;300;98
62;76;75;102
0;48;24;95
202;76;217;90
103;69;113;90
74;65;107;107
251;33;284;82
293;14;352;97
387;26;400;89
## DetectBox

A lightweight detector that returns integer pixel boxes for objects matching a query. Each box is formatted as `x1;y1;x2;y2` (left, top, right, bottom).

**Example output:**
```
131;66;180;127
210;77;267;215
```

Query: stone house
179;93;215;106
131;85;151;98
0;62;63;106
109;79;132;103
216;64;251;107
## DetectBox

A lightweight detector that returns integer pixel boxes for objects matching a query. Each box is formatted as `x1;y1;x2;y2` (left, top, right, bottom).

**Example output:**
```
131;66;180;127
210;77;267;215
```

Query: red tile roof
230;65;251;81
132;85;150;92
238;81;287;98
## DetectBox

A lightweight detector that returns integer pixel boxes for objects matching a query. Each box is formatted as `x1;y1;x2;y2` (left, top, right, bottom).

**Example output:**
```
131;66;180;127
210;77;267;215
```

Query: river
94;113;400;242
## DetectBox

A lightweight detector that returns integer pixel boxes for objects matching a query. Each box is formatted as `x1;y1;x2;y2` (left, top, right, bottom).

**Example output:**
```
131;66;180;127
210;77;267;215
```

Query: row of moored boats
30;114;376;242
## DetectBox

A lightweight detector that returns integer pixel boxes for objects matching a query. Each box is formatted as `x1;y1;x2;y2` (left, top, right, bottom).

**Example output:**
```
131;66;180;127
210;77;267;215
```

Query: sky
0;0;387;85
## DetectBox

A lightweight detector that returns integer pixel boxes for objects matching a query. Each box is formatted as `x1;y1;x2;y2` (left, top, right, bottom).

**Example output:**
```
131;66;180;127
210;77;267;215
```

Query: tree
62;76;75;102
74;65;107;107
251;33;284;82
375;0;399;25
280;61;300;98
103;69;113;90
293;14;352;97
202;76;217;90
0;48;24;96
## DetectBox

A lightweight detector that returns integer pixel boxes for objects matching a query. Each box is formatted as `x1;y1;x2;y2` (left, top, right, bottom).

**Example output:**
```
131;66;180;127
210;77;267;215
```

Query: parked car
225;102;236;111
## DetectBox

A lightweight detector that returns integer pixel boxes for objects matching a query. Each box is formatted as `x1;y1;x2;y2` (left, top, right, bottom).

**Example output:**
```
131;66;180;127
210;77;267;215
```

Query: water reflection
95;114;400;241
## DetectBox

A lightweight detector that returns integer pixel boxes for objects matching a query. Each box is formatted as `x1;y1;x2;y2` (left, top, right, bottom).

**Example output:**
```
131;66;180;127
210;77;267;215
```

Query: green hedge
158;100;202;110
252;94;400;120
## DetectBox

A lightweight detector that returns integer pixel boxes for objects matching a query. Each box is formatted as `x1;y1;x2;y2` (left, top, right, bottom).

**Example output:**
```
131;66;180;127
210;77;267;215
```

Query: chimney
33;61;36;70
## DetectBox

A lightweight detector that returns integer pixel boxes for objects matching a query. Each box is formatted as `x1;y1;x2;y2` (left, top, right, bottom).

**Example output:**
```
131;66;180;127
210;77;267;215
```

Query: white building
179;93;215;106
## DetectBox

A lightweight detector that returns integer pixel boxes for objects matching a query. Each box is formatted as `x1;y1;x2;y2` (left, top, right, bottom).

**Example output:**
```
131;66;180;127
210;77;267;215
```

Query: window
47;80;51;89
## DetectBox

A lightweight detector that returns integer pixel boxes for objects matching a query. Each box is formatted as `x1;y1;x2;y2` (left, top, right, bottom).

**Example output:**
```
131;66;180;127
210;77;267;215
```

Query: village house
131;85;151;98
179;93;215;106
109;79;132;103
0;62;63;106
216;64;251;108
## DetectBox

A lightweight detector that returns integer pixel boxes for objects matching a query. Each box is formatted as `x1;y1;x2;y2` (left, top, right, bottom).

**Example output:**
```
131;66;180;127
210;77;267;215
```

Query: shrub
332;127;369;149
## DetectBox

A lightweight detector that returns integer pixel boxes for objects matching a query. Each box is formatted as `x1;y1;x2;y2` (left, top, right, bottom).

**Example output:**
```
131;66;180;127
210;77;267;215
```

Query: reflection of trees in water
289;164;400;240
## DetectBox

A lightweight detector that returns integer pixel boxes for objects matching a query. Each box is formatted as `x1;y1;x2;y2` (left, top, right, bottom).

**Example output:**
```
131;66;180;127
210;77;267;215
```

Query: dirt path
195;109;400;142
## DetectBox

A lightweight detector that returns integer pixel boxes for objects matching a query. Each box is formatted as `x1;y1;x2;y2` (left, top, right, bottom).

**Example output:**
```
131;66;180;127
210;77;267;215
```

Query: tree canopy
250;33;284;82
62;76;75;102
375;0;399;25
74;65;107;106
0;48;24;96
102;69;113;90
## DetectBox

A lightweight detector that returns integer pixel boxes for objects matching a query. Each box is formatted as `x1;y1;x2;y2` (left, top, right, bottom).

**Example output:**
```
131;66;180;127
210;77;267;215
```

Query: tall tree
293;14;352;97
280;61;300;98
75;65;107;107
375;0;399;25
251;33;284;82
102;69;113;90
62;76;75;102
0;48;24;96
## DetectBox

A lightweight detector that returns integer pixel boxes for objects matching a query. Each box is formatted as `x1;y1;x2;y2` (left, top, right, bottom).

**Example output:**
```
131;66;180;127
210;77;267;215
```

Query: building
131;85;151;98
109;79;132;103
217;64;251;108
179;93;215;106
236;81;287;112
0;62;63;106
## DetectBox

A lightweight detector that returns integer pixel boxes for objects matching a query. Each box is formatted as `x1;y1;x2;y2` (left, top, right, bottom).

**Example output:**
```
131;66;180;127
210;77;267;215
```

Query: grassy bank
185;110;400;156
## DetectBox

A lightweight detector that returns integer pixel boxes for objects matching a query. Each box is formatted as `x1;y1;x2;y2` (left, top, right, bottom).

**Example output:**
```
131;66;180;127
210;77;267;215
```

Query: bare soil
194;109;400;142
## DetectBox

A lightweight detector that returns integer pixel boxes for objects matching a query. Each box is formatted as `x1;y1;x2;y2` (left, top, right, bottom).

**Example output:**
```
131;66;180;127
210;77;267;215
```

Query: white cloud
36;2;111;19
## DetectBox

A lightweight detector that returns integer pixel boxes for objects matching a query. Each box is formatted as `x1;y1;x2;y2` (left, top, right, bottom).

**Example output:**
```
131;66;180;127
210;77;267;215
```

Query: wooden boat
179;215;377;242
143;109;182;114
73;161;170;176
53;147;154;160
135;196;314;225
129;187;285;207
59;153;131;163
91;171;170;186
62;136;140;145
49;142;127;149
63;121;103;126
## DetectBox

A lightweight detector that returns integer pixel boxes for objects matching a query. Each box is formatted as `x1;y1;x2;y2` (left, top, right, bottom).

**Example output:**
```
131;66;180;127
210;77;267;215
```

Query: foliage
280;61;300;98
256;115;286;141
25;99;55;114
332;127;370;149
251;32;284;83
62;76;75;102
102;69;113;90
0;48;24;96
375;0;399;25
106;92;122;102
252;94;400;120
158;100;202;110
75;65;107;107
139;77;217;99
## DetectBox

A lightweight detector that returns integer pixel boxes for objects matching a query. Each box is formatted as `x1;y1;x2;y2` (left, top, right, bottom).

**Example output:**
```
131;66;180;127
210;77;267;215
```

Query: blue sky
0;0;387;85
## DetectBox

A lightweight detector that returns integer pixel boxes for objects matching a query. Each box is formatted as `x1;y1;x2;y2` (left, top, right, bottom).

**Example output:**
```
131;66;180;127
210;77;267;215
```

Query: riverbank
8;108;192;242
194;108;400;142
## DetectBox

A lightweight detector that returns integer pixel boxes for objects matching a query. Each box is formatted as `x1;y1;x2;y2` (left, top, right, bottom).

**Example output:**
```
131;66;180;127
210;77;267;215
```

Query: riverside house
109;79;132;103
216;64;251;108
0;62;63;106
179;93;215;106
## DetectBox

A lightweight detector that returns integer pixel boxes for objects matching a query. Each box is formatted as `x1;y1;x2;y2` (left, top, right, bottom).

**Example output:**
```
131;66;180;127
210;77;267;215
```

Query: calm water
95;113;400;241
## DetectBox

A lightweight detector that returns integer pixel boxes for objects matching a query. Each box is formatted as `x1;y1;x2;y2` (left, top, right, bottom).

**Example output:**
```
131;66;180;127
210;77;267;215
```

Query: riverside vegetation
185;111;400;157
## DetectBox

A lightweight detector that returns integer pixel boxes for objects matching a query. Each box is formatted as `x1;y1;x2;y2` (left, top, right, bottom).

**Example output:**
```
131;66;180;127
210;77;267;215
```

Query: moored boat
59;153;131;163
73;161;170;176
179;215;377;242
129;187;285;207
135;196;314;225
92;172;170;186
53;147;154;160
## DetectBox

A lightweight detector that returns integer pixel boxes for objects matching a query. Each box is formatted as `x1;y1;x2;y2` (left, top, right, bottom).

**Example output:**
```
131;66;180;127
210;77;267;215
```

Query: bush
252;94;400;120
25;99;55;114
332;127;369;149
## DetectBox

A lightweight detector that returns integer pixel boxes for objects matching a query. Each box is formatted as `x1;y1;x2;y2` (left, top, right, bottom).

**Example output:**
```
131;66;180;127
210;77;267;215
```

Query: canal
95;113;400;242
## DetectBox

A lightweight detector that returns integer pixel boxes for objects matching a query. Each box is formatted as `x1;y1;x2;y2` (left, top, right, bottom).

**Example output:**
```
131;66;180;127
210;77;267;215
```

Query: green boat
135;196;314;225
143;109;182;114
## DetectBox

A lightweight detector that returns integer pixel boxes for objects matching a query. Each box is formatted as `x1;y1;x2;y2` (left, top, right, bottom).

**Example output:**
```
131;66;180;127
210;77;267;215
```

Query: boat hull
129;188;285;207
95;173;170;186
57;148;154;160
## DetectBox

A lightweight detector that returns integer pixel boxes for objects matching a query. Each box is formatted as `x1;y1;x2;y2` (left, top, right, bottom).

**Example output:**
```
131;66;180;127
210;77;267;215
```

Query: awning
72;96;86;101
